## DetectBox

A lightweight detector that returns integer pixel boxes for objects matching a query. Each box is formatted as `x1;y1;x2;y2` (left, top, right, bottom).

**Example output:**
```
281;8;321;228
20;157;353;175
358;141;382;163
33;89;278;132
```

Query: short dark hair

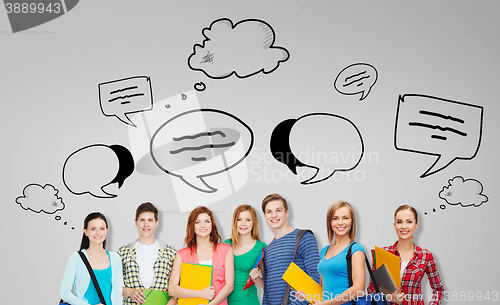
135;202;158;221
261;193;288;213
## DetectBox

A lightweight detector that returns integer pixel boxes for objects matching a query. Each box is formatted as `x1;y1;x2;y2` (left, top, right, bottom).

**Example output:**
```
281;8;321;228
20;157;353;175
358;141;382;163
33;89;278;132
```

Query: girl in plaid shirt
368;205;444;305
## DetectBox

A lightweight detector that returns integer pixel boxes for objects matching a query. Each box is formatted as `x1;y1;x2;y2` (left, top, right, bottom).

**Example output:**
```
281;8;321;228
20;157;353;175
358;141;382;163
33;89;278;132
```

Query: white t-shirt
400;261;409;278
198;259;212;265
135;240;159;288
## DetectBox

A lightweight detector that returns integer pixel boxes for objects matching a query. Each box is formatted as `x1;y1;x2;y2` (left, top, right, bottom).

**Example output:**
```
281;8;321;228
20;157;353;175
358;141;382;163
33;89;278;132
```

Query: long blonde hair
326;200;356;244
230;204;260;247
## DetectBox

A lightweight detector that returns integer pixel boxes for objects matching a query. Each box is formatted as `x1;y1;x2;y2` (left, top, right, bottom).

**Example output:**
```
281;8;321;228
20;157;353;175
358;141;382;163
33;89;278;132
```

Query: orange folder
282;262;322;304
179;263;213;305
374;246;401;287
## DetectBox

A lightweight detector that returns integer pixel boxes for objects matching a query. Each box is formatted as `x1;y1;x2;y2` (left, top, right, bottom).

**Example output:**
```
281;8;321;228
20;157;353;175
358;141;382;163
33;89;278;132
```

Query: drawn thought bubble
270;113;364;184
395;94;483;178
188;18;290;79
334;63;378;101
439;176;488;208
62;144;135;198
16;183;65;214
150;109;254;193
99;76;153;127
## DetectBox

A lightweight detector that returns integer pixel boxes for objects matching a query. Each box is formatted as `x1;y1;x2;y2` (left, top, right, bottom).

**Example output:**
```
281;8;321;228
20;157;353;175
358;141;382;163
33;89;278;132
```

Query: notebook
178;263;213;305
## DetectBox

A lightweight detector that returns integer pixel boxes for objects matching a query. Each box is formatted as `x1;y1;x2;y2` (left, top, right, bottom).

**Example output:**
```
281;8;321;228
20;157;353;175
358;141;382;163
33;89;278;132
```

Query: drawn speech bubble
270;113;364;184
395;94;483;178
334;63;378;101
150;109;254;193
62;144;135;198
99;76;153;127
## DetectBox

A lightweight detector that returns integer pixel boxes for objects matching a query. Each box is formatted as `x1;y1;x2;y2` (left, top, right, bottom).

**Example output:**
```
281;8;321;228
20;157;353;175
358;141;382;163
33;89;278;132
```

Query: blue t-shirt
263;228;320;305
84;250;113;305
317;241;365;304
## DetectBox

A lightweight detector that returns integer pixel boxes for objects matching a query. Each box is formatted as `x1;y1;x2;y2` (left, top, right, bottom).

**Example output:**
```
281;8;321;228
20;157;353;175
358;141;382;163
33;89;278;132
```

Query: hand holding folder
178;263;213;305
243;247;264;291
282;262;322;304
372;264;397;294
143;289;170;305
374;246;401;288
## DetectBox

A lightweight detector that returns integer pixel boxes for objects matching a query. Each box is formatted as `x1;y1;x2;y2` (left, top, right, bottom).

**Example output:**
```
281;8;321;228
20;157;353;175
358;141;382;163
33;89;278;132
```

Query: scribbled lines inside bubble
171;130;235;163
344;70;370;89
200;51;215;64
409;110;466;142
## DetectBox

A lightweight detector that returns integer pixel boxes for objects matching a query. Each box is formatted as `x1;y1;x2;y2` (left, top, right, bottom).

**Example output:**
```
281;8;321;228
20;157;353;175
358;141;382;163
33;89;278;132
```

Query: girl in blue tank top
314;201;366;305
60;212;123;305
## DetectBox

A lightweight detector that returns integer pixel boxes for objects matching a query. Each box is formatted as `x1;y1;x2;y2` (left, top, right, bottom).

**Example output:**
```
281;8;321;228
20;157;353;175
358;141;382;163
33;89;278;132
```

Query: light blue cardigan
60;249;123;305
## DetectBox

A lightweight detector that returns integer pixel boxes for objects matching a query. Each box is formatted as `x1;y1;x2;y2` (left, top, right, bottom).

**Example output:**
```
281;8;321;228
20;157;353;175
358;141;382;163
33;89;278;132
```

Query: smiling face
194;213;212;238
84;218;108;246
237;210;254;236
394;209;419;240
264;199;288;230
331;206;352;237
135;212;158;239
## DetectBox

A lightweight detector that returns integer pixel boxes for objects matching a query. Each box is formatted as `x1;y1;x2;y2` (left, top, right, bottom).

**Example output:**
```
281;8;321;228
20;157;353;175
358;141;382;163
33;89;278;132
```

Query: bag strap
78;250;107;305
346;242;387;305
282;229;313;305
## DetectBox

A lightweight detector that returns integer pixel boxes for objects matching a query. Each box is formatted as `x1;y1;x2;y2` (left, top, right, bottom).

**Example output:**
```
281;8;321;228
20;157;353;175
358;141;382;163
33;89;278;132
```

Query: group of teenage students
60;193;444;305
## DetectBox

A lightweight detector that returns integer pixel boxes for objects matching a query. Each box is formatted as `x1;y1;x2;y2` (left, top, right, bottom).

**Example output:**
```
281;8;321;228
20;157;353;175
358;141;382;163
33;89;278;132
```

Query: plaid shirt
118;240;177;305
368;242;444;305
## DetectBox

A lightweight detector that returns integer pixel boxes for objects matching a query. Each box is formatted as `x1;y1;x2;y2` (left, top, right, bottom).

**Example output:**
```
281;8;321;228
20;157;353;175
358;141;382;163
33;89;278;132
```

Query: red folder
243;247;264;291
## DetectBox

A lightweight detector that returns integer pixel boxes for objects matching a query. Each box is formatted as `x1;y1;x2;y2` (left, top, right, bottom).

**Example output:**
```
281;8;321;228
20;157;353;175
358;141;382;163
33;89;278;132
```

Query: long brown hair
184;206;221;253
326;201;356;244
80;212;108;250
230;204;261;247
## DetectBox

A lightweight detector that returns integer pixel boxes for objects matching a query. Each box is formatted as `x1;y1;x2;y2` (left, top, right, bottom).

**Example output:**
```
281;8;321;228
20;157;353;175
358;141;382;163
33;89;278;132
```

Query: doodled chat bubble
395;94;484;178
188;18;290;79
128;90;204;175
334;63;378;101
439;176;488;208
150;109;254;193
62;144;135;198
99;76;153;127
270;113;364;184
16;183;65;214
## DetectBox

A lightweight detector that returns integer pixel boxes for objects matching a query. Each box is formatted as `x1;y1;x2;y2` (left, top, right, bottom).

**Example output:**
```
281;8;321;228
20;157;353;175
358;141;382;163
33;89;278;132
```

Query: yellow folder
179;263;213;305
374;246;401;287
282;262;322;304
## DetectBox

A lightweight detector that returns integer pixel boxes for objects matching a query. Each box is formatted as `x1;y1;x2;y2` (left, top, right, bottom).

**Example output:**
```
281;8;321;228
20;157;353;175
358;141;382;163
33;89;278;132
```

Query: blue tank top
84;250;113;305
317;241;365;304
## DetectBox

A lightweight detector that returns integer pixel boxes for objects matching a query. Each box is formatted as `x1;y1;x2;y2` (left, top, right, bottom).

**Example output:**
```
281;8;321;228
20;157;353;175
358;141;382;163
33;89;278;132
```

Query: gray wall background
1;1;499;303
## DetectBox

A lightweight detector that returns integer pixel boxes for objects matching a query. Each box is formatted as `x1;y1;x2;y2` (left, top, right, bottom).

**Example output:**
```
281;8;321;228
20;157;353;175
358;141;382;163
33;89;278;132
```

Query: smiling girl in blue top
315;201;366;305
60;212;123;305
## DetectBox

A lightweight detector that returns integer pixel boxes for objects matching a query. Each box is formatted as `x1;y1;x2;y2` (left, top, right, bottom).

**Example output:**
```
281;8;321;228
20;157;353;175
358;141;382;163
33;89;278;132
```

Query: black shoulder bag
59;251;107;305
346;242;388;305
282;229;313;305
